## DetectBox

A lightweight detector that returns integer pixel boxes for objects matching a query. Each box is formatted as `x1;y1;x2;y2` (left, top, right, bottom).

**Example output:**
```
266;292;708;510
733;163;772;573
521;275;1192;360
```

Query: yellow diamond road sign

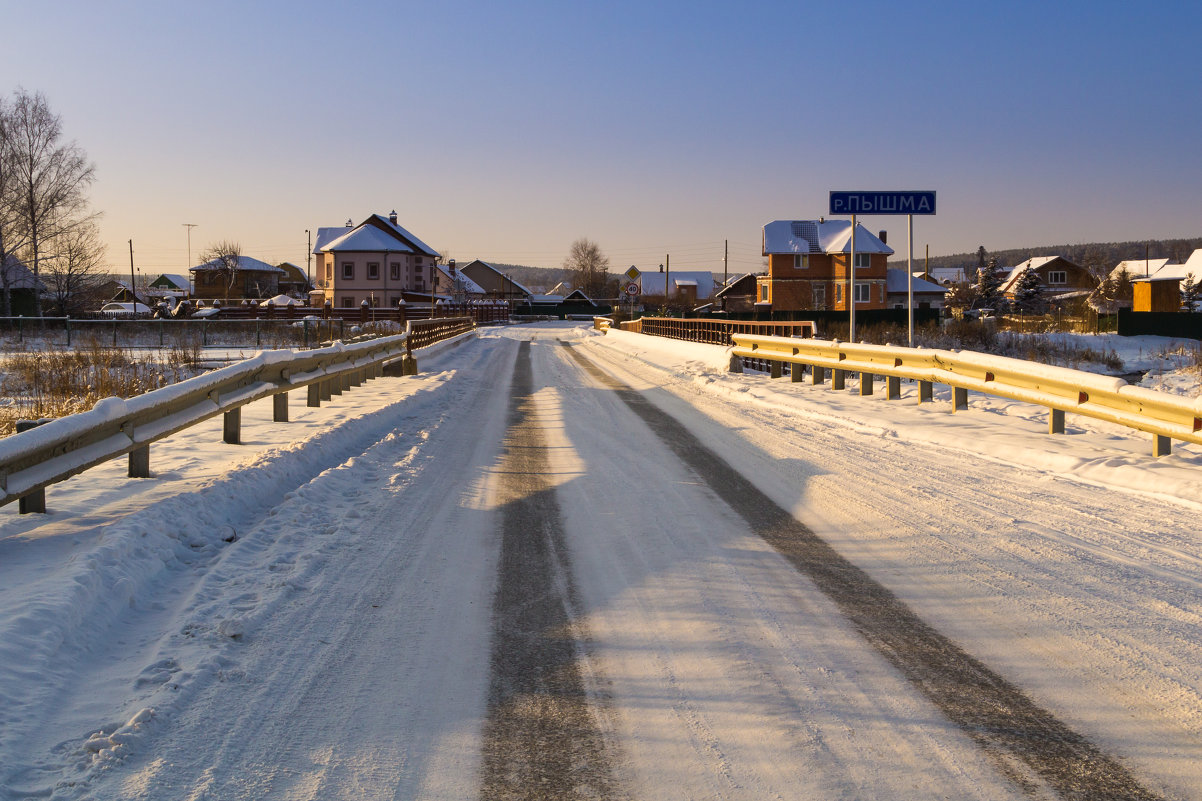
625;266;641;281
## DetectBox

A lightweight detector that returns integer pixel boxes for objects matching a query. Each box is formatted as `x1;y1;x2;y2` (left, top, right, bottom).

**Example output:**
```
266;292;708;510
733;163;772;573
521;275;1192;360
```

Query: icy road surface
1;322;1200;800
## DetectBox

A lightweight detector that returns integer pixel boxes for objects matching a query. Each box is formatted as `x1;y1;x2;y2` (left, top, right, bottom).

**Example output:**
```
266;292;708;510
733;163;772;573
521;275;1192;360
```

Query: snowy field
1;321;1200;799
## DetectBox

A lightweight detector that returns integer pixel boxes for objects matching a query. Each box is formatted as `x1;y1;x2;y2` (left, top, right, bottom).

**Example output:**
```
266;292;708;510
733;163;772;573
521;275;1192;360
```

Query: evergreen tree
1012;268;1045;313
975;257;1005;310
1182;272;1200;312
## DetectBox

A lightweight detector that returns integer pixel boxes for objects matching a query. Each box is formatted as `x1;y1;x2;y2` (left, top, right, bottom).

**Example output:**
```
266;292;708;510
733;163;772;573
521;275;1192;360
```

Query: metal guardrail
730;333;1202;457
0;317;476;512
626;317;815;345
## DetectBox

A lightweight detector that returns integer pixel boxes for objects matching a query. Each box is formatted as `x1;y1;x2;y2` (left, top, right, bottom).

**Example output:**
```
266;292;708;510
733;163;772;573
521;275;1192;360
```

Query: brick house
312;211;439;309
760;219;894;311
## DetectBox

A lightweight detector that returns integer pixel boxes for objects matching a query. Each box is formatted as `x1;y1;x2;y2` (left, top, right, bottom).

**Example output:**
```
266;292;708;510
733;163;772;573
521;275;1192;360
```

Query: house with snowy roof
760;219;894;311
190;255;284;301
459;260;533;302
885;270;948;310
998;256;1095;306
312;211;439;309
0;255;46;315
639;270;716;306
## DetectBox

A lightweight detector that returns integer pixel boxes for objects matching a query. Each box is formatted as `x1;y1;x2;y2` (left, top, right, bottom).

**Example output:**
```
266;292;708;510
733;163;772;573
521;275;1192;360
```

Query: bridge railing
0;318;475;512
730;333;1202;457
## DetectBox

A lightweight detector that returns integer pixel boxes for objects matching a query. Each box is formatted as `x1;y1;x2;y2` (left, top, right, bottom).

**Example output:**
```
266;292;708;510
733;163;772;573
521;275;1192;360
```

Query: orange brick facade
756;252;889;311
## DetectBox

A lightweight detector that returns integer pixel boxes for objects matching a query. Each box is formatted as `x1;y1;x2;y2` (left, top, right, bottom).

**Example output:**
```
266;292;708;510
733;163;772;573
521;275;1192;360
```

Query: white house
313;211;439;308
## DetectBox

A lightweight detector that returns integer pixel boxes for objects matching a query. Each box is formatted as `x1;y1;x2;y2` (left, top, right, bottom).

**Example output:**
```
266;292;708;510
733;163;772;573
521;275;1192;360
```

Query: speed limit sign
624;282;640;296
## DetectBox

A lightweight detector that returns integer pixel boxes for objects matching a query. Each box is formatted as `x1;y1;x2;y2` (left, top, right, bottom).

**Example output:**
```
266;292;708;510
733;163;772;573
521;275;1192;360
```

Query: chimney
878;230;888;244
389;210;398;224
345;218;353;227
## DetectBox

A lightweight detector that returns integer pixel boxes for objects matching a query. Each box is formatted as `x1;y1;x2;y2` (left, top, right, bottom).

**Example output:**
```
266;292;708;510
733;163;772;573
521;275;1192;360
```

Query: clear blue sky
4;0;1199;277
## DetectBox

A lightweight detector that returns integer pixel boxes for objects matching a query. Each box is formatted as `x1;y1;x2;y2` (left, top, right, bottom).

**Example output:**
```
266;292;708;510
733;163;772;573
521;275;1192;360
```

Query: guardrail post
770;360;782;379
832;368;845;390
223;408;241;444
341;372;352;392
1049;408;1065;434
811;365;825;385
918;380;933;403
886;376;900;400
129;445;150;478
952;387;968;412
791;363;804;383
15;419;48;513
860;373;874;396
1153;434;1172;457
307;383;321;407
330;374;343;396
273;392;289;422
320;378;333;400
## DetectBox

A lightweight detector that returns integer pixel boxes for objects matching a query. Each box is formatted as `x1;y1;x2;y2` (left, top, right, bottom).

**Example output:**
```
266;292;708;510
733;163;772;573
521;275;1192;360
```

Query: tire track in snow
480;340;626;800
561;342;1163;801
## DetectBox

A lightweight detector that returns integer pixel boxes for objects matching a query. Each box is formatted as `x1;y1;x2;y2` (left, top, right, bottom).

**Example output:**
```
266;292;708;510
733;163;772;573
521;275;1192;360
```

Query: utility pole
183;223;198;296
665;253;670;310
723;239;728;288
129;240;136;309
305;229;312;288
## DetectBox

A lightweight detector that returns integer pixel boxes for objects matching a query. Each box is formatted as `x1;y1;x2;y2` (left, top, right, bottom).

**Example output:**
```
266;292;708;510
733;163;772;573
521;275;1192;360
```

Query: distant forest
890;236;1202;277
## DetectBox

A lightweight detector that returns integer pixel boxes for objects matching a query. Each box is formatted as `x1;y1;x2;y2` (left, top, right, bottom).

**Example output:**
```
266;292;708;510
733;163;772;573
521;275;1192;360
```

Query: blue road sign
829;191;936;215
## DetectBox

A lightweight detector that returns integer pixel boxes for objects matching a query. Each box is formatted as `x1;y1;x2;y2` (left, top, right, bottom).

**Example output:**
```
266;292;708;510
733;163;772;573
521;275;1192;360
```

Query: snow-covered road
1;322;1200;799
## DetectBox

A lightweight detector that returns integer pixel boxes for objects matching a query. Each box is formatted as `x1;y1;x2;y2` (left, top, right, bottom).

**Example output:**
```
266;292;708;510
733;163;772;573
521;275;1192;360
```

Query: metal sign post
830;191;937;347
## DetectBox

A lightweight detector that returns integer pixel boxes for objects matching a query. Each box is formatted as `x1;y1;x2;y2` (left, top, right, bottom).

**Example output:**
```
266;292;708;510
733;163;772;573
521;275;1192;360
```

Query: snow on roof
371;214;438;258
461;260;535;295
0;255;43;290
1000;256;1071;293
885;270;948;294
312;226;352;253
151;273;190;289
322;225;414;253
762;220;894;256
191;255;283;273
1112;258;1171;280
639;271;716;297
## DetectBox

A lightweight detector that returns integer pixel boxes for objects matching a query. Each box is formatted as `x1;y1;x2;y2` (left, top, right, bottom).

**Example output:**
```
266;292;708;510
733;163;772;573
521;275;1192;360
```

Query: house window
760;283;771;303
341;296;355;307
855;253;871;270
793;254;809;269
854;282;870;303
367;262;379;280
389;295;400;306
415;257;423;266
1048;271;1066;285
390;262;401;280
342;262;354;280
812;285;826;309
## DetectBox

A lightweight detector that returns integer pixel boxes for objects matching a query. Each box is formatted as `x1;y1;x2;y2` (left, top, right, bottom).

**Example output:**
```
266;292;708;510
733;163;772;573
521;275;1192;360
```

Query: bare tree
198;240;242;302
43;220;106;315
6;89;96;317
0;95;28;317
563;237;610;298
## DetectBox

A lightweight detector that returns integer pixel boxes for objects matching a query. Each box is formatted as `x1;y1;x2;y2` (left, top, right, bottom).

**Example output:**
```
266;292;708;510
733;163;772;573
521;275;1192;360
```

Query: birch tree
6;89;96;316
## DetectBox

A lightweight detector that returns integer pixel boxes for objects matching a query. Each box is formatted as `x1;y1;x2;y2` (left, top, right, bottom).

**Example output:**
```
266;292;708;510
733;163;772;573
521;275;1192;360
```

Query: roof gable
763;219;894;256
191;255;283;273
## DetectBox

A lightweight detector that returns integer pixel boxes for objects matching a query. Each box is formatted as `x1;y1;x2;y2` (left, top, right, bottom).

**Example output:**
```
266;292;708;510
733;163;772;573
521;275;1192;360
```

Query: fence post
66;318;71;347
